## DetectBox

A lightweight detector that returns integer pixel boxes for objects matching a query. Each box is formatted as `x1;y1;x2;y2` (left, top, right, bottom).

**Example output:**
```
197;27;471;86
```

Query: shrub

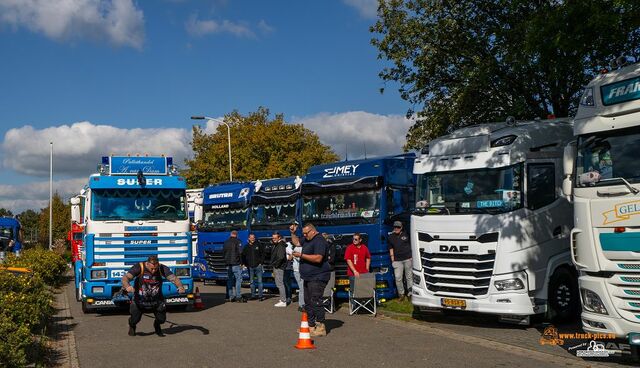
4;247;68;286
0;271;52;367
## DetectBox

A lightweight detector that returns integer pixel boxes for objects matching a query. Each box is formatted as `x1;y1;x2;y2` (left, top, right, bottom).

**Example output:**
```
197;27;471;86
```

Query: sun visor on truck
301;176;381;195
251;190;299;205
429;135;490;156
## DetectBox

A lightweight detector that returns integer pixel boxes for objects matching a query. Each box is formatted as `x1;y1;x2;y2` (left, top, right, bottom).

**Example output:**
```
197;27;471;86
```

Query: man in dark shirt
241;233;265;301
122;255;185;337
223;230;245;302
291;223;331;337
388;221;413;301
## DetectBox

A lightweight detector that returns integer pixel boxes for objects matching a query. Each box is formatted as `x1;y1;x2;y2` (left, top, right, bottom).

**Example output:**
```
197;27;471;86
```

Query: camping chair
349;273;377;316
322;272;336;314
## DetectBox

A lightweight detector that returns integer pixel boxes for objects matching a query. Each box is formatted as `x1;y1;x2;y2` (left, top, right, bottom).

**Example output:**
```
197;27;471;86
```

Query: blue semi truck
193;182;253;282
73;156;194;312
250;176;303;288
0;217;23;260
301;153;416;299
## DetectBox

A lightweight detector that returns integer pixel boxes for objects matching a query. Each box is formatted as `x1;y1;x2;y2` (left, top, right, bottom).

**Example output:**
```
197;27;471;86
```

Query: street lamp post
49;141;53;251
191;116;233;182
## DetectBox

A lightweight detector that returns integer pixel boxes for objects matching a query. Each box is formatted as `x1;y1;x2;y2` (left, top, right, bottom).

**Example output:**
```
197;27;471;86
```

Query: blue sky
0;0;413;212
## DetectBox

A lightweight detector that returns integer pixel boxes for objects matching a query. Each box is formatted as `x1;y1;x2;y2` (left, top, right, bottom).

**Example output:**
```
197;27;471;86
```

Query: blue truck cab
75;156;194;312
250;176;303;288
0;217;23;259
194;182;253;282
302;153;416;299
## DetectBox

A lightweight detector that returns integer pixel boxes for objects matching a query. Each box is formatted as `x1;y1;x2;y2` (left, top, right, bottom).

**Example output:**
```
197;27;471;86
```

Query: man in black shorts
122;255;185;336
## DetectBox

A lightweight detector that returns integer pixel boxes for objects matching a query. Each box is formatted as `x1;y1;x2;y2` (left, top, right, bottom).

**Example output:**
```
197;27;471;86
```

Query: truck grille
258;238;273;273
204;249;227;273
420;250;495;297
607;273;640;324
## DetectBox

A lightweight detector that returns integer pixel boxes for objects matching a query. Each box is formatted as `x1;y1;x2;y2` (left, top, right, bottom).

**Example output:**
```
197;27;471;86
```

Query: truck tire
81;300;91;314
548;267;579;322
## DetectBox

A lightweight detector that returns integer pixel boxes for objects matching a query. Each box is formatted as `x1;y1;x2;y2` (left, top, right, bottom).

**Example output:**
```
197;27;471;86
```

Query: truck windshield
200;207;248;231
91;188;187;221
0;227;13;240
416;164;523;215
302;190;380;225
576;126;640;187
251;202;297;229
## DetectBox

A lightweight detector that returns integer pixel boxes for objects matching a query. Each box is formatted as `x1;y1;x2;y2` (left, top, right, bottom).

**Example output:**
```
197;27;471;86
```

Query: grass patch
380;298;414;315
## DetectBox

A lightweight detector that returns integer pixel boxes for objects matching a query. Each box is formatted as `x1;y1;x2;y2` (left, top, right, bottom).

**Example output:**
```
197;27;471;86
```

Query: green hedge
4;247;68;286
0;248;67;367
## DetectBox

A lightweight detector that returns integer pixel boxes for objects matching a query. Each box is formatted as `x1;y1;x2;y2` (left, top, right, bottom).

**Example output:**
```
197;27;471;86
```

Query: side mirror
562;177;573;200
563;141;577;177
70;197;81;223
562;142;577;199
194;198;203;223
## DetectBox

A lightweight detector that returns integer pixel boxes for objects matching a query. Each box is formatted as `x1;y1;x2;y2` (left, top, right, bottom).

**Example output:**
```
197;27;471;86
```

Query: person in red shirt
344;233;371;292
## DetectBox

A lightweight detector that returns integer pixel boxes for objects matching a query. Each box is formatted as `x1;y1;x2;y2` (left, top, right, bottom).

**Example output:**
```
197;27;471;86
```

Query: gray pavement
57;282;629;367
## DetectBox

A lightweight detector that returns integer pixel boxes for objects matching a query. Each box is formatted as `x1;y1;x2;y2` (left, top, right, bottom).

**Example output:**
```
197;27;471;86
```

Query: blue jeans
226;265;242;299
249;265;264;298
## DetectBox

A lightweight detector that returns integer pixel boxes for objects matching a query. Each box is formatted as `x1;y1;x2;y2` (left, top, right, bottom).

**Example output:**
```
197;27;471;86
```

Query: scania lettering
563;60;640;358
193;182;253;282
73;155;194;312
302;154;416;299
251;176;303;289
411;119;578;325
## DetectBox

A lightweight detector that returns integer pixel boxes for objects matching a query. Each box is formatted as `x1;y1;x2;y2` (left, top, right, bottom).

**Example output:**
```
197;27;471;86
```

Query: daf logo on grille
440;245;469;252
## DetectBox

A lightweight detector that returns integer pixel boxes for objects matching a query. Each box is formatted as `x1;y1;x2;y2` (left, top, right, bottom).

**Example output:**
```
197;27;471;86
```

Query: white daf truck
411;118;579;324
563;60;640;356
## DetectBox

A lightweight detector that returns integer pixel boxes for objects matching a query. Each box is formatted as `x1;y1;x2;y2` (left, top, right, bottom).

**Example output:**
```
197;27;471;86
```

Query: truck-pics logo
602;200;640;224
323;164;360;178
439;245;469;252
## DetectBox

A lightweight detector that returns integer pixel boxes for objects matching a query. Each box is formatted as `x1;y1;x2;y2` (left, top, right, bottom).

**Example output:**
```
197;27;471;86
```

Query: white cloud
343;0;379;19
296;111;412;159
257;19;274;34
0;0;145;49
185;14;255;38
0;177;86;213
1;121;191;177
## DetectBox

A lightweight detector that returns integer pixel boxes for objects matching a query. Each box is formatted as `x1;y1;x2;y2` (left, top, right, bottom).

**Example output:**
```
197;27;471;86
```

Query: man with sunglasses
344;233;371;292
291;222;331;337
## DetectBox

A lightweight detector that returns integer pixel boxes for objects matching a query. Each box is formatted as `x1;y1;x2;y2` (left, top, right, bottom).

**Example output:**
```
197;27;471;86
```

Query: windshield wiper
597;177;640;195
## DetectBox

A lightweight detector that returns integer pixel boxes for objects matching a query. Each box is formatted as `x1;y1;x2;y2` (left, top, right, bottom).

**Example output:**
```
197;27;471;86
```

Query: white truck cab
564;60;640;354
411;118;578;324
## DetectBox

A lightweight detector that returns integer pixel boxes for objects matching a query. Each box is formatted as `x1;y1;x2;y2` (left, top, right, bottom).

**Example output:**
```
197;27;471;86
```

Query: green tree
371;0;640;149
0;208;13;217
17;209;40;244
37;193;70;247
184;107;339;188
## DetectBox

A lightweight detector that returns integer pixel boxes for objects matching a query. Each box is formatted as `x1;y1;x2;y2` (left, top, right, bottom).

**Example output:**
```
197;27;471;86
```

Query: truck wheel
548;267;579;323
81;300;91;314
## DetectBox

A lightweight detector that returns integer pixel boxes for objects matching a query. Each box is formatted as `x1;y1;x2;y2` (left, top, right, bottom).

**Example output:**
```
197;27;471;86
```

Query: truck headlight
175;268;190;277
91;270;106;279
494;278;524;291
581;288;608;315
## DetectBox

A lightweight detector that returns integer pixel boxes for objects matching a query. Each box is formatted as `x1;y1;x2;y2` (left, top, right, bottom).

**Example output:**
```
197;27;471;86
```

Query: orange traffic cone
193;287;204;310
294;312;316;349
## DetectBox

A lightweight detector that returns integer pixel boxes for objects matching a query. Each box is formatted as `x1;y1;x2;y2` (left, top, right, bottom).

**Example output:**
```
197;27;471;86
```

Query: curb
55;286;80;368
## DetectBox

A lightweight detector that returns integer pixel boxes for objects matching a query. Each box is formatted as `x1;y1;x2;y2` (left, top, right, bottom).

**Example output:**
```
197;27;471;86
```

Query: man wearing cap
388;221;412;301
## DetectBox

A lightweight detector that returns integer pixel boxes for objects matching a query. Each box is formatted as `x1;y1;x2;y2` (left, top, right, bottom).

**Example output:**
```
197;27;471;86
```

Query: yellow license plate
336;279;349;286
441;298;466;309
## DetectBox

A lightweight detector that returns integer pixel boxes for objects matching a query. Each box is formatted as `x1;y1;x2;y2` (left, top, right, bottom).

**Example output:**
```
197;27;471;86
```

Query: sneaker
259;296;265;302
128;326;136;336
153;322;164;337
310;322;326;337
274;301;287;307
227;297;235;303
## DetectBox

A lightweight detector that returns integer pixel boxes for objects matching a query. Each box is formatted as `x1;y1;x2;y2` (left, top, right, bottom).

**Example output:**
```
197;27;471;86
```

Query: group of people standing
221;220;414;337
